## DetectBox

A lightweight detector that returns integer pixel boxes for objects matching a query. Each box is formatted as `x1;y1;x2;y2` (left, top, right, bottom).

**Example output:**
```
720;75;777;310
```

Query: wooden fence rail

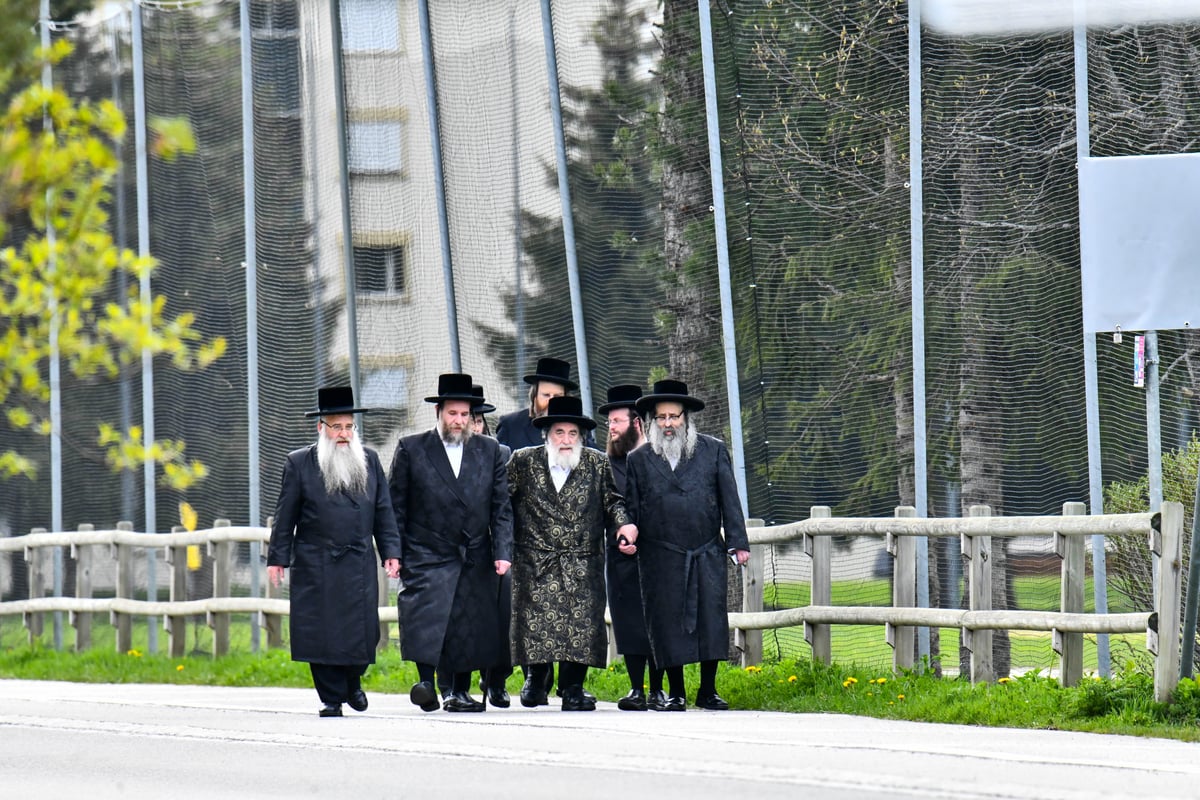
2;501;1184;702
729;501;1183;703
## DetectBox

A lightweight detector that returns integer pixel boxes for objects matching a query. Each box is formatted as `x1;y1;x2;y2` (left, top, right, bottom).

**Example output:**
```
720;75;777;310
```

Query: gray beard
547;440;583;471
438;418;473;445
648;418;697;465
317;433;369;495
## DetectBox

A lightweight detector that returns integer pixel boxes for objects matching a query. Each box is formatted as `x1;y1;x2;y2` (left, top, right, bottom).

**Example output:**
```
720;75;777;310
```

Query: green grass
3;637;1198;741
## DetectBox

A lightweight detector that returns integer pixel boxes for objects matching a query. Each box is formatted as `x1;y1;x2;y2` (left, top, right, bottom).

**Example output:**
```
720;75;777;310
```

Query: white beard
547;440;583;471
648;416;697;466
317;432;368;494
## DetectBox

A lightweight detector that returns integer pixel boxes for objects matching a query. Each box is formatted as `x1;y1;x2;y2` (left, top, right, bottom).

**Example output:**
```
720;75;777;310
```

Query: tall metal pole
696;0;748;512
132;0;159;654
1074;0;1109;677
111;9;135;524
40;0;63;651
239;0;261;653
417;0;461;371
1147;331;1163;513
540;0;593;413
1181;456;1200;678
908;0;930;663
510;8;525;391
330;0;362;392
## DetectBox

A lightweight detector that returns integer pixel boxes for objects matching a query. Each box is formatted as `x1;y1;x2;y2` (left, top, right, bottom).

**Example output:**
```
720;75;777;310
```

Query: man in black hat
268;386;402;717
388;373;513;713
507;395;638;711
496;356;595;451
598;384;664;711
624;379;750;711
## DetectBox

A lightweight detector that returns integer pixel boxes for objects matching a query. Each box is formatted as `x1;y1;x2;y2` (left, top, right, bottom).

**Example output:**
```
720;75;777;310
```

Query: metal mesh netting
4;1;1197;673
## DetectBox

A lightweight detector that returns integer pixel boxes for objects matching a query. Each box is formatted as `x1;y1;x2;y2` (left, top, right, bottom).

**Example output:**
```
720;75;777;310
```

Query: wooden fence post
208;519;232;657
889;506;917;672
262;516;283;649
1055;502;1086;687
112;521;134;653
165;525;189;658
24;527;47;643
805;506;832;666
1154;501;1183;703
736;519;764;667
71;524;94;652
963;505;994;684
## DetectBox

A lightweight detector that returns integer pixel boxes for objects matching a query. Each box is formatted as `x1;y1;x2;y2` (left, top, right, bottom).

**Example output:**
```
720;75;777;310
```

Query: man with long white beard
624;380;750;711
507;395;638;710
389;373;513;713
598;384;665;711
268;386;402;717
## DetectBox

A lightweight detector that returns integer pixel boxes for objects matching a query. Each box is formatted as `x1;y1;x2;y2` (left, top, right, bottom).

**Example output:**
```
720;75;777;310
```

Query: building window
349;120;403;174
361;367;408;410
340;0;401;52
354;244;405;296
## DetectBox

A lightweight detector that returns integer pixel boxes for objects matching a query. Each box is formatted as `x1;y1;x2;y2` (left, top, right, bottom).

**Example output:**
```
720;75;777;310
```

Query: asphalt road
0;679;1197;799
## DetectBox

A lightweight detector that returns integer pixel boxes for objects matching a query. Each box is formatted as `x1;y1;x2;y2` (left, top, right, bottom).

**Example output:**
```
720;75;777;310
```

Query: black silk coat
624;434;749;668
267;444;402;665
605;451;652;655
508;445;631;667
389;430;513;672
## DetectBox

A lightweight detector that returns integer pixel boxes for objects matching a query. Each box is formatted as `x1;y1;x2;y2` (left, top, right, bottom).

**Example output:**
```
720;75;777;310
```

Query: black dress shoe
663;695;687;712
560;687;596;712
485;685;511;709
617;688;647;711
347;690;368;712
444;690;486;712
410;680;440;712
519;676;549;708
646;689;668;711
318;703;343;717
695;691;730;710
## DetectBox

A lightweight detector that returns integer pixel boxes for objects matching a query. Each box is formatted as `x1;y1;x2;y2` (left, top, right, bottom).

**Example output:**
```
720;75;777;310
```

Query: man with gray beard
507;396;638;710
268;386;402;717
625;380;750;711
389;373;513;713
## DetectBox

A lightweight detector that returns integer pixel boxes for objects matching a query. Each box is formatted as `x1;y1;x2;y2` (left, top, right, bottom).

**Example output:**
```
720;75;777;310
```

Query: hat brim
306;406;371;417
597;400;639;415
522;372;579;391
473;403;497;414
635;394;705;414
532;414;597;432
424;393;478;404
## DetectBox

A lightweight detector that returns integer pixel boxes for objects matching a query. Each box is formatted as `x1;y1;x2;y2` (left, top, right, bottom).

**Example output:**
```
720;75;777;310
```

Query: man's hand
267;565;285;588
383;558;401;579
495;559;511;576
733;549;750;566
616;523;638;555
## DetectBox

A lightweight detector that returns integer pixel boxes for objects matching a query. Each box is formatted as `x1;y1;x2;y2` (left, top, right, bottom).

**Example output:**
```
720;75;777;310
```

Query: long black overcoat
267;444;401;665
605;452;652;655
624;434;748;668
388;430;513;672
508;445;630;667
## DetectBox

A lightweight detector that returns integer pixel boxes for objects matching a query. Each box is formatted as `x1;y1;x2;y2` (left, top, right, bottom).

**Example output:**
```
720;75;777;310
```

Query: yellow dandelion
127;649;142;658
888;701;895;705
866;692;873;697
176;664;185;672
897;693;905;701
787;675;797;683
876;678;887;685
998;676;1012;684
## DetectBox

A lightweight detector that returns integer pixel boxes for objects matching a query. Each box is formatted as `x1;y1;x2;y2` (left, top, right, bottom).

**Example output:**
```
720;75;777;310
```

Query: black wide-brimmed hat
635;379;705;414
597;384;643;415
532;395;597;431
424;373;477;404
306;386;370;417
522;356;578;390
470;383;496;415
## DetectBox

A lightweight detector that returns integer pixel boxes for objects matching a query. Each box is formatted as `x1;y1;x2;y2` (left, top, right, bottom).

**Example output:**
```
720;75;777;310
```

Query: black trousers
309;663;367;705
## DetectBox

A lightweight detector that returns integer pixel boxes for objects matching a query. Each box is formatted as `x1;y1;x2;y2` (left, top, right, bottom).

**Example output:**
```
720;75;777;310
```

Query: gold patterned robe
507;445;631;666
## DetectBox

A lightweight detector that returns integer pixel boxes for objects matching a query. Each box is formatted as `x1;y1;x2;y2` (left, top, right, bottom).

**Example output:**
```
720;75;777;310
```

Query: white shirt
442;439;464;478
549;463;570;492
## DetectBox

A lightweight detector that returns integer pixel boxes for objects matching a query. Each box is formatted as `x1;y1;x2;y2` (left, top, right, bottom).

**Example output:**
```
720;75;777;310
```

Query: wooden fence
1;501;1184;702
729;502;1184;702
